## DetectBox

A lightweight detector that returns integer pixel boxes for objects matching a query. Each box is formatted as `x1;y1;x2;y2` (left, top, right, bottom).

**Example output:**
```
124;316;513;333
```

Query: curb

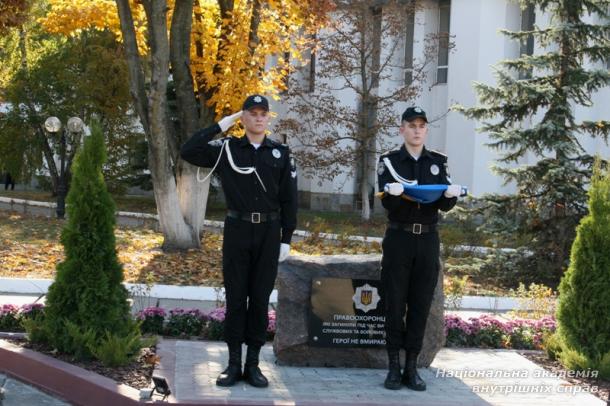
1;277;534;311
0;339;143;406
0;277;278;304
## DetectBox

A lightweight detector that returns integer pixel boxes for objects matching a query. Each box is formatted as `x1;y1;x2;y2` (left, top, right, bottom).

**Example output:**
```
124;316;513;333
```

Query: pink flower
0;304;19;316
136;306;166;320
19;303;44;315
207;307;226;322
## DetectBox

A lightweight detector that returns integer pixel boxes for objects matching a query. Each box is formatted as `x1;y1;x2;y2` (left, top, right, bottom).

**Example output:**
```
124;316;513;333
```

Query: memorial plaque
309;277;386;347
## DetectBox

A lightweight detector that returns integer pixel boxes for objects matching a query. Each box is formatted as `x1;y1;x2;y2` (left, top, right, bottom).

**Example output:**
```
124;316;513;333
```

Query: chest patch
272;148;281;159
430;164;440;176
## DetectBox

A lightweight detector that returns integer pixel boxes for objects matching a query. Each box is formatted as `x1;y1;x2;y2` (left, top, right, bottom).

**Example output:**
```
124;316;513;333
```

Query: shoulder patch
208;137;228;147
290;156;297;178
428;149;447;159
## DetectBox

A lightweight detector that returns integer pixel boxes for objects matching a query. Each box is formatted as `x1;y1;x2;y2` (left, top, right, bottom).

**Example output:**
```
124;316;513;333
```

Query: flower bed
0;303;44;332
3;303;553;350
444;313;556;350
136;306;276;341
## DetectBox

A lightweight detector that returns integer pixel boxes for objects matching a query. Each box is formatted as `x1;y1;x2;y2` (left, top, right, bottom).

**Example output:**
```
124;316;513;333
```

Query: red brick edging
0;339;143;406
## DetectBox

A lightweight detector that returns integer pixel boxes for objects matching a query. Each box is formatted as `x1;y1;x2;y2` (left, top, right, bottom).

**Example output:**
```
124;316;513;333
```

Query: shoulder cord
382;157;417;186
196;139;267;192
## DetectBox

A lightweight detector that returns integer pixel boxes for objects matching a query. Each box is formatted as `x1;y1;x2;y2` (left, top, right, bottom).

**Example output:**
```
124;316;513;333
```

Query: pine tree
44;120;133;357
455;0;610;285
556;160;610;377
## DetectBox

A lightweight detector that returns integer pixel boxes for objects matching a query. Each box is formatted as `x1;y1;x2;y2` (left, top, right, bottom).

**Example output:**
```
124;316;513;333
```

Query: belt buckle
251;212;261;223
412;223;422;234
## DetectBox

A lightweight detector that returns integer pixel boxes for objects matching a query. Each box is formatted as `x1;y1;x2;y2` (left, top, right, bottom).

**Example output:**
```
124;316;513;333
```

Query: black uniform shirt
180;123;297;244
377;145;457;225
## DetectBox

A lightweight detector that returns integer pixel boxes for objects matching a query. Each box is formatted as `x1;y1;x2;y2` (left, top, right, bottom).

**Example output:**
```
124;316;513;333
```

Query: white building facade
271;0;610;211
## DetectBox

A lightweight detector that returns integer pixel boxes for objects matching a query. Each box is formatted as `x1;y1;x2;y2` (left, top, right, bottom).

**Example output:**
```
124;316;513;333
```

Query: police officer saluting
377;107;462;391
180;95;297;388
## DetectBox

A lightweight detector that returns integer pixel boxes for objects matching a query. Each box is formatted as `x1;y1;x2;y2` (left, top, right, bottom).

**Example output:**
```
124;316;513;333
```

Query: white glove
278;243;290;262
218;111;243;132
444;184;462;198
387;182;404;196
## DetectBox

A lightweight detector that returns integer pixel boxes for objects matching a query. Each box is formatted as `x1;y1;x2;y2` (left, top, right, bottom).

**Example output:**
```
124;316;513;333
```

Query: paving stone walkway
155;339;605;405
0;373;70;406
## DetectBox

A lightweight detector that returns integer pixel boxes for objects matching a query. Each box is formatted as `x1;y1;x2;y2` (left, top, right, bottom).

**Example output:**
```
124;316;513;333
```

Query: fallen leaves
0;211;379;286
0;211;224;286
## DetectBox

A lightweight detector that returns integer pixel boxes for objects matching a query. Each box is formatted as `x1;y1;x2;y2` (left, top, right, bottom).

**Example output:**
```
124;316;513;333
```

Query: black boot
216;343;242;387
243;345;268;388
402;352;426;391
384;349;402;390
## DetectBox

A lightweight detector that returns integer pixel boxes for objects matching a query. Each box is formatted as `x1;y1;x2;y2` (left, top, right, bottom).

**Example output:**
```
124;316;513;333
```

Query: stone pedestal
273;254;445;368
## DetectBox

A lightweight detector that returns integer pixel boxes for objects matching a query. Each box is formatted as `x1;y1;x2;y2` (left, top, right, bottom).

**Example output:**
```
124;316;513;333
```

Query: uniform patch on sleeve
208;138;224;147
444;162;452;184
290;156;297;178
377;161;386;175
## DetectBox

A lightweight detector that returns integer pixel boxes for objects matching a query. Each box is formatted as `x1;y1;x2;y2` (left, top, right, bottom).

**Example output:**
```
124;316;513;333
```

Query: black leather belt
388;222;436;234
227;210;280;224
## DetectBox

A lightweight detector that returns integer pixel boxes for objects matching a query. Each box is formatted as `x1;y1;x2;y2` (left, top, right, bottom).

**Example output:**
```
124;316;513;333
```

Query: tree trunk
359;5;382;221
116;0;198;250
170;0;213;238
145;0;199;249
360;147;371;220
18;26;27;70
177;166;211;233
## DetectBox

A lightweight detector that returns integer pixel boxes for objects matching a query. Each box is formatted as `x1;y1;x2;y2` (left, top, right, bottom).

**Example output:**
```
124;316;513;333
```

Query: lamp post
44;116;84;219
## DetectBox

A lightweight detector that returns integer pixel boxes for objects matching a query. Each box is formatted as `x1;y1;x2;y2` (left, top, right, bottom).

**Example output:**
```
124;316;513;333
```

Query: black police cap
242;94;269;111
402;106;428;122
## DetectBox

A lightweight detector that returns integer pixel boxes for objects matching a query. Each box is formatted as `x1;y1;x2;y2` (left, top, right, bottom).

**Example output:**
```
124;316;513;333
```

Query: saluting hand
218;111;243;132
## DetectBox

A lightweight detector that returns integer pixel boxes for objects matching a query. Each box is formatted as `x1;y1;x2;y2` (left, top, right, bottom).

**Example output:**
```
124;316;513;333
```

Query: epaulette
380;148;400;157
268;138;288;148
428;149;448;160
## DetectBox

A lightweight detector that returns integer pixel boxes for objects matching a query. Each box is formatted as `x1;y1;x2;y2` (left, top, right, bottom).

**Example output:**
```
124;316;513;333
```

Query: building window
519;3;535;79
437;0;451;84
404;10;415;85
308;49;316;93
300;34;316;93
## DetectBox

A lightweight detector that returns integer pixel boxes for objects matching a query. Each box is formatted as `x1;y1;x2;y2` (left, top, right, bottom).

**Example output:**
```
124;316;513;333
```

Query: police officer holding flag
180;95;297;388
377;107;462;391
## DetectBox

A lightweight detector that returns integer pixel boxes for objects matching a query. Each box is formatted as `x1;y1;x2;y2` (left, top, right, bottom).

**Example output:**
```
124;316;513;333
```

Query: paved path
156;340;605;406
0;373;70;406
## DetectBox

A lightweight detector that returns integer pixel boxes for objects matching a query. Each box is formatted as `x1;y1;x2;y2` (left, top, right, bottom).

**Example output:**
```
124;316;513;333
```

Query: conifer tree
556;160;610;377
44;120;133;356
455;0;610;284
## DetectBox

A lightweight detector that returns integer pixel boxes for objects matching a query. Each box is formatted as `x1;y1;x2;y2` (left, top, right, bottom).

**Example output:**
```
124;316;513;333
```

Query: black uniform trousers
381;227;440;353
222;215;281;348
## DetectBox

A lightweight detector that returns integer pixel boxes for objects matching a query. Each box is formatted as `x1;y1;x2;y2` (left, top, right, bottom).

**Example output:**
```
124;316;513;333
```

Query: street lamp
44;116;84;219
67;117;84;134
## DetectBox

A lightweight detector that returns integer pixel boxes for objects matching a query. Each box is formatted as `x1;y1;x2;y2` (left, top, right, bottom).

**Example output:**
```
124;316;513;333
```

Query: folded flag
383;184;468;203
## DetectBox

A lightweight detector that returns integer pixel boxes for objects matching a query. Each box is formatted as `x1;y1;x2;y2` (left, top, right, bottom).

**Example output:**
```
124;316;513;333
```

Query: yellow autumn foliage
39;0;329;119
